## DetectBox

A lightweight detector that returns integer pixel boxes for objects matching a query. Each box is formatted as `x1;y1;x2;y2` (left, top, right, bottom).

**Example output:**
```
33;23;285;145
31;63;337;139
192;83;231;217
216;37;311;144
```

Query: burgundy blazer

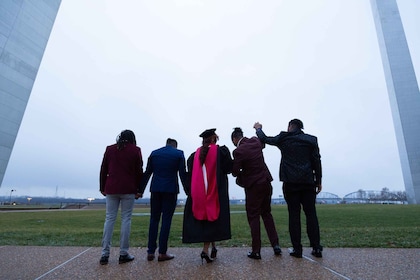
100;143;143;194
232;137;273;189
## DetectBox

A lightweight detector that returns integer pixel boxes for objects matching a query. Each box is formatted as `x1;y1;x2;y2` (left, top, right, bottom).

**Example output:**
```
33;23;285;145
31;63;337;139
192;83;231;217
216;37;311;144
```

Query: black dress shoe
119;254;135;264
311;248;323;258
99;255;109;265
273;245;282;256
288;248;302;258
158;253;175;262
247;252;261;260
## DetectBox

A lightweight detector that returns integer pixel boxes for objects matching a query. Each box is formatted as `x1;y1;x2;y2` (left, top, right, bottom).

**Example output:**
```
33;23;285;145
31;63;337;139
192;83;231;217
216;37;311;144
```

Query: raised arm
254;122;281;146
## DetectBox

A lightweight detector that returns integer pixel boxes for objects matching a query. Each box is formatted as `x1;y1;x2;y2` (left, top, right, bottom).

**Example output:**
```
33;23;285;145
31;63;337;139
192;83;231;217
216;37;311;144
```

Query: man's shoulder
173;148;185;158
300;133;318;141
236;137;261;152
152;146;166;154
286;130;316;139
153;146;184;157
273;131;289;140
289;133;318;147
241;136;261;146
249;136;262;142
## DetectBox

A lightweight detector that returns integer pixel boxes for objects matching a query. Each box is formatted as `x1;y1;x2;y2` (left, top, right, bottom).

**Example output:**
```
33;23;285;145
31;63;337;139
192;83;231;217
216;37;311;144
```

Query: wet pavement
0;246;419;279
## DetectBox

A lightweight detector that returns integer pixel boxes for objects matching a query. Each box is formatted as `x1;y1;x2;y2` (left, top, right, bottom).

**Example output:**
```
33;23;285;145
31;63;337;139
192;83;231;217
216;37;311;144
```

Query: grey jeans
101;194;135;256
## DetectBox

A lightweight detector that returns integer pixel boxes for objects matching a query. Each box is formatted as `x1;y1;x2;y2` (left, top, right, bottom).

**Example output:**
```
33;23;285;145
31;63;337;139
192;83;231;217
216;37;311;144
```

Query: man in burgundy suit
231;127;281;259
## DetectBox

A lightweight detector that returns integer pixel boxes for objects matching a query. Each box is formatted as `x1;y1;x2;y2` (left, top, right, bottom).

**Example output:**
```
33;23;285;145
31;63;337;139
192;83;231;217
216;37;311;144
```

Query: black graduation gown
182;145;233;243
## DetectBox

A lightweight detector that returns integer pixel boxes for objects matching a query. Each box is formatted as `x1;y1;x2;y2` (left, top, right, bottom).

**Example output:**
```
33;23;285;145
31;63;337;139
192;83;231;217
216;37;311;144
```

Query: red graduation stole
191;145;220;221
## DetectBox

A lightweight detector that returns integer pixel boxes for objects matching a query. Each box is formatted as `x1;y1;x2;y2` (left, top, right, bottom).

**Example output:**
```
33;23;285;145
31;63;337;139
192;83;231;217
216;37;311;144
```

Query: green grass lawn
0;204;418;248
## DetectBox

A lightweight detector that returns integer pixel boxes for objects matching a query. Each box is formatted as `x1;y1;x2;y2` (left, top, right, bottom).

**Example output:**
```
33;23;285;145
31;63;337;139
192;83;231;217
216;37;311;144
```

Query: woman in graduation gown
182;128;233;263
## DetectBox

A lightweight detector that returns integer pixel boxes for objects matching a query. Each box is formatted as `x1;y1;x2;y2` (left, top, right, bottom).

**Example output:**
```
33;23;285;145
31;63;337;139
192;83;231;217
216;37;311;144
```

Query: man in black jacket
254;119;323;258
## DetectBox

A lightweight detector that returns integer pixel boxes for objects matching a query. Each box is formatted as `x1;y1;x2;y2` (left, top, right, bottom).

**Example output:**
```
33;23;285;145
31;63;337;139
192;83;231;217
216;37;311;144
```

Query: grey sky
2;0;419;200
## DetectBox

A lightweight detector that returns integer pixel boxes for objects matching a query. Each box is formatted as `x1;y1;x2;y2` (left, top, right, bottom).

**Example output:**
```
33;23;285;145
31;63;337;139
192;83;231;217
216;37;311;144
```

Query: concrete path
0;246;419;279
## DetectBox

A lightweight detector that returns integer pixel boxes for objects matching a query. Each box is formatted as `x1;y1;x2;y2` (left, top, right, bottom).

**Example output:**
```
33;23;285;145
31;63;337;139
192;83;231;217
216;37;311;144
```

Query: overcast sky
2;0;419;200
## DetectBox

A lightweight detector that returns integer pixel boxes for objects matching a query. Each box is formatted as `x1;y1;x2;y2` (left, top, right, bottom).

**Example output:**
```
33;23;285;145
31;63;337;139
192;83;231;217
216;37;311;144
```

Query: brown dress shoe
147;254;155;261
158;253;175;262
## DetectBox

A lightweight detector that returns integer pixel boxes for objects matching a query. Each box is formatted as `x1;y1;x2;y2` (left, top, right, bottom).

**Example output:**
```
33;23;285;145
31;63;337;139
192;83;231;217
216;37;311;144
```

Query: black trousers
245;182;279;252
283;183;321;252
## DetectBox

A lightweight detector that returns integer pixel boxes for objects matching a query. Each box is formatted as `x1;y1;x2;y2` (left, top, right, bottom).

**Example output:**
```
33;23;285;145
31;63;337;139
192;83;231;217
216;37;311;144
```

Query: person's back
231;127;281;259
99;129;143;265
232;136;272;189
275;131;320;185
182;128;232;263
147;145;186;193
139;138;187;262
101;143;143;194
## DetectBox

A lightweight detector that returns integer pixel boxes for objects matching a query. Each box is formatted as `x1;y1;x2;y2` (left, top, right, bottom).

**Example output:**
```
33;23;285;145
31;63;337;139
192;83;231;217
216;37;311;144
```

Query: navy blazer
139;145;187;194
232;137;273;189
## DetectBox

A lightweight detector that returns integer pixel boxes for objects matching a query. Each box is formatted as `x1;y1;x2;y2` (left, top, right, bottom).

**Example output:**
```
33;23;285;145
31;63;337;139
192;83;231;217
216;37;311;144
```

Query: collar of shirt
237;137;244;147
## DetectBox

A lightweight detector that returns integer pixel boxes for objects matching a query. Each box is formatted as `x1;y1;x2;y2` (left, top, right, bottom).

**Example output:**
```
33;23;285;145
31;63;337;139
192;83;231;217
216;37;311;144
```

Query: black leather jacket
256;128;322;185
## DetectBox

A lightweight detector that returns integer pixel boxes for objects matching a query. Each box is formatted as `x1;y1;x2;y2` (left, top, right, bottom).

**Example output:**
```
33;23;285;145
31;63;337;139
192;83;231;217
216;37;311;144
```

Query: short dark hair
231;127;243;141
166;138;177;148
289;119;304;130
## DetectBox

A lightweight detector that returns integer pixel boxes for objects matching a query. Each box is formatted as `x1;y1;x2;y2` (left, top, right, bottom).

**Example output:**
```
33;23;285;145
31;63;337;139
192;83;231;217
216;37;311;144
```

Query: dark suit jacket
139;145;187;194
232;137;273;189
100;143;143;194
256;129;322;185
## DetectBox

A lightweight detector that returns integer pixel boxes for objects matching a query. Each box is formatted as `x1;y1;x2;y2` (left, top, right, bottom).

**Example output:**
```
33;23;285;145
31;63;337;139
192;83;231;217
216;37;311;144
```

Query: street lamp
9;189;16;205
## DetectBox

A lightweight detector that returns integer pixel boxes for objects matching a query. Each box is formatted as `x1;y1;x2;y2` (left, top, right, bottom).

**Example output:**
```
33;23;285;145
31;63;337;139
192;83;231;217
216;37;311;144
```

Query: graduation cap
199;128;216;138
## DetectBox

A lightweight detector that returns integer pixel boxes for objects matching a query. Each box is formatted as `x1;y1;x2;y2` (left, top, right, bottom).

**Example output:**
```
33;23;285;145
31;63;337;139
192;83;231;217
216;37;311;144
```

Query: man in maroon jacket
231;127;281;260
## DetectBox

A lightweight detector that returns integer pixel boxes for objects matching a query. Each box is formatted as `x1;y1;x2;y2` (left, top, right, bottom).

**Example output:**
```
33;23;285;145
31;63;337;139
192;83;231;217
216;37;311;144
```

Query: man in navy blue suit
139;138;187;262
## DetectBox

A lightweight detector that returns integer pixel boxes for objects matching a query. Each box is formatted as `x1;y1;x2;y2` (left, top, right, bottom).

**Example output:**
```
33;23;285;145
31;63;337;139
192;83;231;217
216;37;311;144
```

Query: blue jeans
148;192;178;254
101;194;135;256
